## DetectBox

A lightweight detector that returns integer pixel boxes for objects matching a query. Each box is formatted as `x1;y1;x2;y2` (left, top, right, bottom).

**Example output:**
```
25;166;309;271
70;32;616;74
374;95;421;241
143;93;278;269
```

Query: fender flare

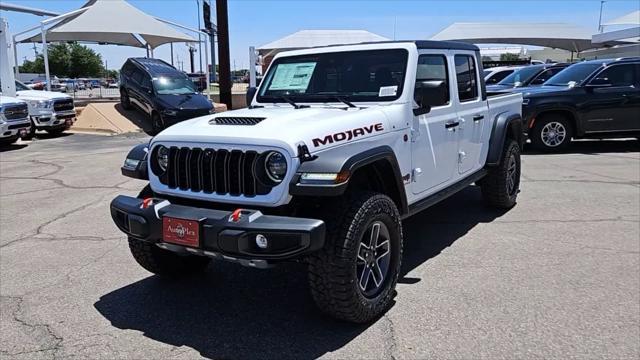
290;145;408;214
486;112;523;166
121;143;149;180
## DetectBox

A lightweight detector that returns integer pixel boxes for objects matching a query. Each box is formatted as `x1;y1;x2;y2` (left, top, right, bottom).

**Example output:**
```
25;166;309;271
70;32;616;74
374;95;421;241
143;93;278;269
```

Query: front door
582;63;640;132
453;53;487;174
411;52;459;195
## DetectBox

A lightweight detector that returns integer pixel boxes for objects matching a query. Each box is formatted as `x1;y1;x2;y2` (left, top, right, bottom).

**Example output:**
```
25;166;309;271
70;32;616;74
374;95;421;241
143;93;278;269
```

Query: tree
18;43;105;78
500;53;521;61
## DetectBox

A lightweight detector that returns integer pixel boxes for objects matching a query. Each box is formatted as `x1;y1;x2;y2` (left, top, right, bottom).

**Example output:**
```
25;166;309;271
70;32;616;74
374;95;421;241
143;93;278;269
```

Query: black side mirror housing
413;80;447;116
246;87;258;107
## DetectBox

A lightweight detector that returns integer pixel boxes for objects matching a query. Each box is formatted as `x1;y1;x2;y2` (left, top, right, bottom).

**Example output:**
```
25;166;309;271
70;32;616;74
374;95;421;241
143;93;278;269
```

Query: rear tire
481;139;521;209
531;114;572;152
307;192;403;323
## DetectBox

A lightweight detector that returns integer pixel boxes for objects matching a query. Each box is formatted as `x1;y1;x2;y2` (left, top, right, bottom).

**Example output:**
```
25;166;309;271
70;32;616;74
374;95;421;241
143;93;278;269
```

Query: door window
591;64;635;87
415;54;449;106
487;70;513;84
530;67;564;85
454;55;479;102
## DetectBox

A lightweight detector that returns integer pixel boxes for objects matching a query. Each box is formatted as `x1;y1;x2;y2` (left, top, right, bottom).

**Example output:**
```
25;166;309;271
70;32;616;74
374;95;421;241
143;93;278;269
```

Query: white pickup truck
14;80;76;137
110;41;523;323
0;95;31;145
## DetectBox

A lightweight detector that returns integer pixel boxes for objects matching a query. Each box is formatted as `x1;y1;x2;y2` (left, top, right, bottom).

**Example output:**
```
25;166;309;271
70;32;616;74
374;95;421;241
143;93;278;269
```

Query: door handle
473;115;484;121
445;121;460;129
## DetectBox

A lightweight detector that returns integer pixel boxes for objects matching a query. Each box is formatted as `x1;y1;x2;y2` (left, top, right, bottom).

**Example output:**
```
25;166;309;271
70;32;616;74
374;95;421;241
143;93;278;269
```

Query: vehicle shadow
34;132;74;140
0;143;28;152
114;103;154;136
94;186;506;359
523;138;639;155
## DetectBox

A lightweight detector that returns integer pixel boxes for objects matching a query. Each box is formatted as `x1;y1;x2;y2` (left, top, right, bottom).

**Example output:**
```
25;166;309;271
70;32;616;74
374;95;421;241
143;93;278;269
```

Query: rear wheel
481;139;521;209
531;114;572;152
120;88;132;110
307;192;403;323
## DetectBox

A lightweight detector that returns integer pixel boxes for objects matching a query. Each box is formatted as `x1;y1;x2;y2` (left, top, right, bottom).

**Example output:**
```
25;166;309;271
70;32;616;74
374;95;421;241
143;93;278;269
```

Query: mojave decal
312;123;384;147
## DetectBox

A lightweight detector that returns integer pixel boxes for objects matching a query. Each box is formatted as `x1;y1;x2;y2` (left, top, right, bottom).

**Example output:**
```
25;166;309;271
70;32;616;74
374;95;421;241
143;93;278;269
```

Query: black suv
520;57;640;151
486;63;569;94
119;58;213;134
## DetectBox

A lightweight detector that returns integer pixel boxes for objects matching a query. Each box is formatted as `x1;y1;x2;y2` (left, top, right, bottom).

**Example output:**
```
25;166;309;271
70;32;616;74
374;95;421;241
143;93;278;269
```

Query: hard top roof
129;57;182;76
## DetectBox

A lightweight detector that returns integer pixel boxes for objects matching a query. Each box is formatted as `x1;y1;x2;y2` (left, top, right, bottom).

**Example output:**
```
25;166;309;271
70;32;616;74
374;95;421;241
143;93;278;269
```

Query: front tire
481;139;521;209
308;192;403;323
150;112;164;135
120;89;132;110
531;114;572;152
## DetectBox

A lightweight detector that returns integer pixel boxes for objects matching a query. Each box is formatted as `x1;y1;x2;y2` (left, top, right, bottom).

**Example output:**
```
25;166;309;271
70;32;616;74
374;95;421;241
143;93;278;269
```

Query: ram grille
158;147;272;197
53;99;74;112
2;104;29;121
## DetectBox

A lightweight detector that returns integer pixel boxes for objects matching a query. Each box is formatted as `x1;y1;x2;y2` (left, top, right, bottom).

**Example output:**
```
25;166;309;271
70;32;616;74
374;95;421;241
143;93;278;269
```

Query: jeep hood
152;106;393;157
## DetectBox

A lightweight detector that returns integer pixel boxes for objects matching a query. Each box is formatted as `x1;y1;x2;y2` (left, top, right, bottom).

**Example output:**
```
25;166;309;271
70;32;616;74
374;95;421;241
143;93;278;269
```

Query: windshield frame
543;62;603;87
256;48;410;104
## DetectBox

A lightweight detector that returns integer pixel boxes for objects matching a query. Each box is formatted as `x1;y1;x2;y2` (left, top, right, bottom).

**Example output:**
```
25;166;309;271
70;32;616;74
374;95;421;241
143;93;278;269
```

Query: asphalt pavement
1;134;639;359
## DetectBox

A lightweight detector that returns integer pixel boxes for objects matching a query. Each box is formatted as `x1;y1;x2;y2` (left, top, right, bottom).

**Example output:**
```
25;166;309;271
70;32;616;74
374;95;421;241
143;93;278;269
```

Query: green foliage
500;53;521;61
18;43;106;78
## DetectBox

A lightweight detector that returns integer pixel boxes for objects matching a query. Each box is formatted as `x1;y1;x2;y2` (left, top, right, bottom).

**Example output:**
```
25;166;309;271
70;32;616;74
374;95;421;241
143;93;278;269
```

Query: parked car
119;57;213;134
483;65;521;85
0;95;31;145
110;41;523;323
15;80;76;137
521;57;640;151
486;63;569;93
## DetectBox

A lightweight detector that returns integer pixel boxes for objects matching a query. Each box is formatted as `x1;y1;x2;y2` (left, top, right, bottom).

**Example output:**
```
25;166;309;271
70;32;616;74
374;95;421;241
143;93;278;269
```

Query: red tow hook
141;198;154;209
230;208;243;222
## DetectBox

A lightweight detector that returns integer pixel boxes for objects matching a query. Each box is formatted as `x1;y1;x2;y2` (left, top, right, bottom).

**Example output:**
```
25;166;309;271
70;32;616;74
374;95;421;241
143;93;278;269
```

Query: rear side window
122;62;135;77
416;54;449;106
454;55;479;101
131;69;144;85
487;70;513;84
592;64;636;87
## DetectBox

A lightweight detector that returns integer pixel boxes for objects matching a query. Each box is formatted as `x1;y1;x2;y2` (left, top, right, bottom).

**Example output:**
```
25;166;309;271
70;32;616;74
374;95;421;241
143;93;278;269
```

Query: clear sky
2;0;638;73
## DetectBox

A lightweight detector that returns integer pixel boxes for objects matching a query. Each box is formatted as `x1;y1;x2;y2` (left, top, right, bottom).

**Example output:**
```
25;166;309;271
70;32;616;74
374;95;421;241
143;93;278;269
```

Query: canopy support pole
12;34;19;78
41;23;51;91
204;33;210;98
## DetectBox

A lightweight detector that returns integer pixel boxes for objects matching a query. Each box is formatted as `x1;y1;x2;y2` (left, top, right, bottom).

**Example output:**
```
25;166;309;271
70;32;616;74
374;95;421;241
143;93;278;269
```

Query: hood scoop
209;117;266;126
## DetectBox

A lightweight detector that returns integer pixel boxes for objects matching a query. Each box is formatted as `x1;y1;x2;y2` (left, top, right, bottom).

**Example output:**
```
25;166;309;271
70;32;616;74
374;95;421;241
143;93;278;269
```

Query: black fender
486;112;523;166
289;144;408;214
121;143;149;180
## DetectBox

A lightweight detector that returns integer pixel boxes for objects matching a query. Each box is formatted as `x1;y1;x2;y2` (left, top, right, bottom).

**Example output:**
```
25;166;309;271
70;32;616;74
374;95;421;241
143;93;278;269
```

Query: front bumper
0;119;31;139
110;195;325;263
31;110;76;129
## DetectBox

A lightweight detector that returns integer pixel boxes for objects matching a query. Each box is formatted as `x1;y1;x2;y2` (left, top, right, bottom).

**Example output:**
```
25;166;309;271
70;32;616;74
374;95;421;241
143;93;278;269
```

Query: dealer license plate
162;217;200;247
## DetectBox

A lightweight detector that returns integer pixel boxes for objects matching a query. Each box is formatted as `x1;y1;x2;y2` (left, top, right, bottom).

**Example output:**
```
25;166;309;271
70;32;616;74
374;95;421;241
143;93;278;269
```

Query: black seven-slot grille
159;147;272;197
209;117;265;125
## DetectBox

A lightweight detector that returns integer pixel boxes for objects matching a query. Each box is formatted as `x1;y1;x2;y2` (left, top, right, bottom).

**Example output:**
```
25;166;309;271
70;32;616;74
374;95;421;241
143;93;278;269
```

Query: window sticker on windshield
269;62;317;91
378;85;398;97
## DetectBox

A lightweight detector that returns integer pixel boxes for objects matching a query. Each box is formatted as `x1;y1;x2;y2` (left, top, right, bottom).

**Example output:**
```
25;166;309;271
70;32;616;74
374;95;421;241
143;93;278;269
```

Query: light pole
598;0;606;33
196;0;203;72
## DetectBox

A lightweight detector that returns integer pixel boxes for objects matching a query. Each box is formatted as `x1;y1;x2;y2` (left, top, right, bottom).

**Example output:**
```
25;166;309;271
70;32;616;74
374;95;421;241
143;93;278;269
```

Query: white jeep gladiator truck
110;41;523;323
0;95;31;145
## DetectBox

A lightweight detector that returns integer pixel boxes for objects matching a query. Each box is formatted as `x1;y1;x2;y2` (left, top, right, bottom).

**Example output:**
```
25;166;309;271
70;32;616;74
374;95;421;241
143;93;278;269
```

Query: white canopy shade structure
258;30;389;56
431;22;605;53
19;0;195;48
13;0;208;92
602;10;640;26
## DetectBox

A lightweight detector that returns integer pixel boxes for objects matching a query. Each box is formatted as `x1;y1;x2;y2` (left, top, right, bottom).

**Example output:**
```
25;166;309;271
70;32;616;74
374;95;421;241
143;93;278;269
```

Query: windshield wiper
330;96;356;108
272;96;309;109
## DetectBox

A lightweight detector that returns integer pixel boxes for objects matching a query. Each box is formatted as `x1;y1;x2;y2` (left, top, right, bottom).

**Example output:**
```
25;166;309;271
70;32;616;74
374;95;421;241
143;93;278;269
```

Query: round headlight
264;151;287;183
157;145;169;171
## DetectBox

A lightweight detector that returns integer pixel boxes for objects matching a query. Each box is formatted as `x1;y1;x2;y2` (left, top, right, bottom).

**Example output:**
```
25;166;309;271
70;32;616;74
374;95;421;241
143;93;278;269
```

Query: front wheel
531;115;573;152
307;192;403;323
120;89;132;110
150;112;164;135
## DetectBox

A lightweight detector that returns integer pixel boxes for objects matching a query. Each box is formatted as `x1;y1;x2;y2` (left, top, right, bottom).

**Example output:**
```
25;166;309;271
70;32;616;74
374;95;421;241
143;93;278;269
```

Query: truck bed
487;92;523;121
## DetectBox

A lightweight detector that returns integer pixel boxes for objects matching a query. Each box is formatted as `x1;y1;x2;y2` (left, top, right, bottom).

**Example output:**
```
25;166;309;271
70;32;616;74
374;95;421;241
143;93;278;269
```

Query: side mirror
246;87;258;107
413;80;447;116
587;78;612;87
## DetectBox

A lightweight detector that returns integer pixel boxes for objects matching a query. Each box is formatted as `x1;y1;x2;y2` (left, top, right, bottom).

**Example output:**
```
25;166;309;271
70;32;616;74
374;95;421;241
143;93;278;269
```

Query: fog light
255;234;268;249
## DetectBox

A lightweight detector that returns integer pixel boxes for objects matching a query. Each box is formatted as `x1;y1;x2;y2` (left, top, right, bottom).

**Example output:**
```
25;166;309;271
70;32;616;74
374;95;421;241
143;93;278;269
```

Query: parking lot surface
1;134;639;359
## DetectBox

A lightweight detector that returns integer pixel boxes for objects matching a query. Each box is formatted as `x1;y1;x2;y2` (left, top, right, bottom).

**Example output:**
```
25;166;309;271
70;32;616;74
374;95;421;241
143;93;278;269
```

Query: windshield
544;63;602;86
15;81;30;91
153;77;197;95
258;49;409;103
498;66;542;86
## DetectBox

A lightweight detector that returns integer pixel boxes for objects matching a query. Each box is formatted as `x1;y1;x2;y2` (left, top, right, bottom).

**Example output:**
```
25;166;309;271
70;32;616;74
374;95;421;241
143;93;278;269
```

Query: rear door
453;53;487;175
410;51;459;195
582;63;640;132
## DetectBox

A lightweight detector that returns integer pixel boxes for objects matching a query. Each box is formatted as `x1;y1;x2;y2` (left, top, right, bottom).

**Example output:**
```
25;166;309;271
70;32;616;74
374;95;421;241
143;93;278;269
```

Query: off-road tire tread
481;139;520;209
307;192;403;323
